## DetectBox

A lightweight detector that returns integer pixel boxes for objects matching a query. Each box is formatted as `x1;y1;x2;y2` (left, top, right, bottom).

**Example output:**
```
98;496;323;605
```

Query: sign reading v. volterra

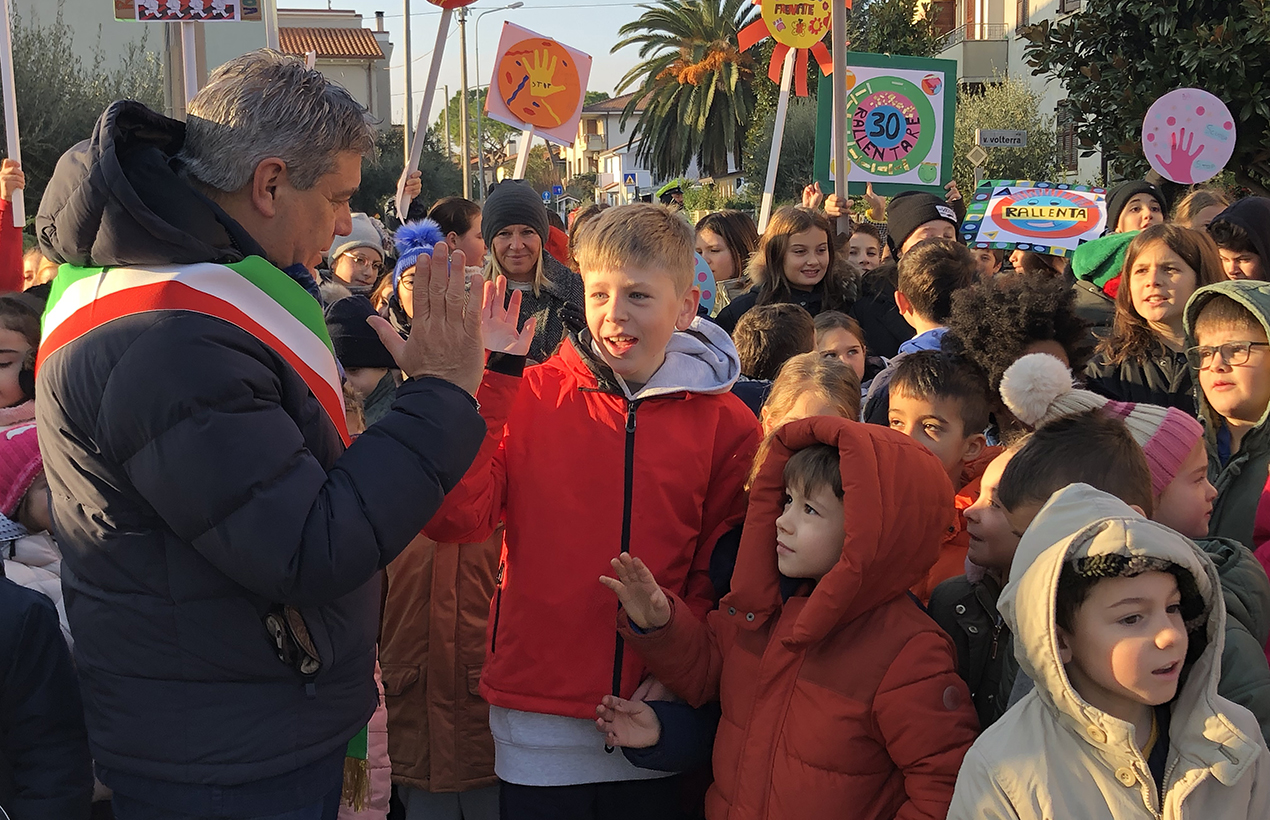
975;129;1029;148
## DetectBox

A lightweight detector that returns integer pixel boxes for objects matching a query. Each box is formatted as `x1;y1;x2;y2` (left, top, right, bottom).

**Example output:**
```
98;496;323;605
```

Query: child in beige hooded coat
949;484;1270;819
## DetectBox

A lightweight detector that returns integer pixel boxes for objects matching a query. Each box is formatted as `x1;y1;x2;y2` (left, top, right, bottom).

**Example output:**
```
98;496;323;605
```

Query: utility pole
402;0;412;166
458;6;471;198
443;84;451;165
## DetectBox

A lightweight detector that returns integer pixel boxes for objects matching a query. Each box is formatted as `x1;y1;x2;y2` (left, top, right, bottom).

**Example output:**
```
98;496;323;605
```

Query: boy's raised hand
481;275;537;356
595;695;661;749
600;553;671;630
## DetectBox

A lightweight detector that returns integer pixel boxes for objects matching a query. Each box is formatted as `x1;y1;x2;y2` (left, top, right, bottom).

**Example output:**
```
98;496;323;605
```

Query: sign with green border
814;52;957;196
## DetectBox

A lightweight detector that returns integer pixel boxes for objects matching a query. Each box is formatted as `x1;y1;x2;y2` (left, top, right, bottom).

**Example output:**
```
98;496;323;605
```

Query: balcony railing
939;22;1011;50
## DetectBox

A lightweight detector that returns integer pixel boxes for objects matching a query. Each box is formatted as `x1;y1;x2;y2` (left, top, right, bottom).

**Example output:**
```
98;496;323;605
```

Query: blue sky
280;1;648;129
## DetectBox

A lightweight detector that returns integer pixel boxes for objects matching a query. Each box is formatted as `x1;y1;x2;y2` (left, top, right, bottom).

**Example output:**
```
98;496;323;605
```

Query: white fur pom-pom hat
998;352;1204;496
999;353;1104;428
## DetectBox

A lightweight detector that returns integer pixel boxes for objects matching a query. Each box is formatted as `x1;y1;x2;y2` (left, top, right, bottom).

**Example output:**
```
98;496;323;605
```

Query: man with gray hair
34;50;491;819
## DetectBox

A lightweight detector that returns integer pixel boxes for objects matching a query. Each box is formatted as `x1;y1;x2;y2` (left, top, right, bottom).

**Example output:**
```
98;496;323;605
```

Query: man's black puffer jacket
34;100;485;786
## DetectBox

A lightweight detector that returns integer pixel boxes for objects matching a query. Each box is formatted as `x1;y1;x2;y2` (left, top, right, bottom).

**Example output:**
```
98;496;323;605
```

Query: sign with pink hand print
1142;88;1236;185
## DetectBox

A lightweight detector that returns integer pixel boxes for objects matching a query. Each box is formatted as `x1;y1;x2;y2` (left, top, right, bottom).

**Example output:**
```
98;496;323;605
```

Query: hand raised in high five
368;242;484;396
482;276;537;356
600;553;671;631
594;695;662;749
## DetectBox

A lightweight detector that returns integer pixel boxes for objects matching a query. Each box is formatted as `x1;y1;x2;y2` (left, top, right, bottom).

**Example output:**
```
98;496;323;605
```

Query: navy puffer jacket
34;101;485;786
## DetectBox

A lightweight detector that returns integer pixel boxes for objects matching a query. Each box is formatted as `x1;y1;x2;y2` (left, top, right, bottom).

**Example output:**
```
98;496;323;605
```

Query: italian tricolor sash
39;256;351;446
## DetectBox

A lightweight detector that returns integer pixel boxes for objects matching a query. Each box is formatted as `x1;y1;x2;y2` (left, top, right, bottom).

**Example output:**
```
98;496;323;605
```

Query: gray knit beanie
482;181;550;248
327;213;386;262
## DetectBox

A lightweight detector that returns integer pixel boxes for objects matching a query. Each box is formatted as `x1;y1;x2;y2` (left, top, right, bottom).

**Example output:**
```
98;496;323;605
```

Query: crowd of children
11;145;1270;820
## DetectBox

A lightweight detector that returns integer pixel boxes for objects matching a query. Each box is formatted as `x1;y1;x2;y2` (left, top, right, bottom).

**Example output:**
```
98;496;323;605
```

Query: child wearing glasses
1184;280;1270;549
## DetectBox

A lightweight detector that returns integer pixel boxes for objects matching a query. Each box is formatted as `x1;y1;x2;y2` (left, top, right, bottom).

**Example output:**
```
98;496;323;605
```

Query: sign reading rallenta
975;129;1029;148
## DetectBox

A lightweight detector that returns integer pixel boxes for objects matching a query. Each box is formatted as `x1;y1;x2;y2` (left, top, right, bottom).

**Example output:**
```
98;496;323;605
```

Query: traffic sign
552;185;564;196
623;172;638;187
966;145;989;167
975;129;1028;148
541;191;550;203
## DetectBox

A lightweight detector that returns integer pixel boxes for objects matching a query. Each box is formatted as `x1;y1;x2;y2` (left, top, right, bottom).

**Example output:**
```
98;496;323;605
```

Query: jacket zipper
489;561;505;654
989;616;1004;660
606;399;640;752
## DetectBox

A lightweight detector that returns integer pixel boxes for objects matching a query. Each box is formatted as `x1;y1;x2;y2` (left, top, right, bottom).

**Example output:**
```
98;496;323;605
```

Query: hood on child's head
1000;484;1228;741
1183;278;1270;433
1210;197;1270;268
723;415;955;646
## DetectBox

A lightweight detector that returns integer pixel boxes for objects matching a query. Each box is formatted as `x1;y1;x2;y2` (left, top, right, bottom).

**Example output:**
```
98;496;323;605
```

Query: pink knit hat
0;421;42;517
1000;353;1205;497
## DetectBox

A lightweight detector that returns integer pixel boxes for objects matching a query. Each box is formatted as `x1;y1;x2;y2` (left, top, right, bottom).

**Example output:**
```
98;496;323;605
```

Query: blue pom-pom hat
392;219;447;288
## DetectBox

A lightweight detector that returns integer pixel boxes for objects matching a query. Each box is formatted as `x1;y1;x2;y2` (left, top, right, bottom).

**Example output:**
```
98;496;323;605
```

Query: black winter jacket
848;262;913;359
927;573;1018;729
33;101;485;786
713;277;851;335
0;578;92;820
1083;343;1198;416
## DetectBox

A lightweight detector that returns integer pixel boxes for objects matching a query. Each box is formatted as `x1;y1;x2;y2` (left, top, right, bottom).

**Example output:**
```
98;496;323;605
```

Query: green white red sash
39;256;351;445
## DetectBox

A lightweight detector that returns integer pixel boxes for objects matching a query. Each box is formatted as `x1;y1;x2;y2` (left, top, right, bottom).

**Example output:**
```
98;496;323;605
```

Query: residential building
278;8;394;128
562;92;647;180
12;1;392;125
936;0;1101;182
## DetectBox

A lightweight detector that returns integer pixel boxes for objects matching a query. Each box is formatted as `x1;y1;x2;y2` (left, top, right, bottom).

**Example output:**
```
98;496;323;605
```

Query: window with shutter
1057;102;1079;173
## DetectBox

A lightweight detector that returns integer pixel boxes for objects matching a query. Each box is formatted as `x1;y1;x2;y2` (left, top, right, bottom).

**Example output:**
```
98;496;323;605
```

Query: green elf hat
1071;230;1140;290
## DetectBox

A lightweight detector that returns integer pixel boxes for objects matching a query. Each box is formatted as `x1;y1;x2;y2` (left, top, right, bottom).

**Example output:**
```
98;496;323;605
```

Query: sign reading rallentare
816;52;956;195
960;180;1108;257
115;0;260;21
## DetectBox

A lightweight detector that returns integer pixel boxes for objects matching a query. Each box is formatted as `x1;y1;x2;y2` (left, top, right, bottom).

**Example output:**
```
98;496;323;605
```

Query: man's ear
250;158;287;219
1055;626;1074;665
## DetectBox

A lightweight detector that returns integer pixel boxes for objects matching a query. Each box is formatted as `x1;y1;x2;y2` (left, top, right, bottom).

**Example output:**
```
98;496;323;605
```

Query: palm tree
612;0;757;180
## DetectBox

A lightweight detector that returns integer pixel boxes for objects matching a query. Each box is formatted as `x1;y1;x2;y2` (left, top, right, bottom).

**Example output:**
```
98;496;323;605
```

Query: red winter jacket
621;417;980;820
425;335;760;719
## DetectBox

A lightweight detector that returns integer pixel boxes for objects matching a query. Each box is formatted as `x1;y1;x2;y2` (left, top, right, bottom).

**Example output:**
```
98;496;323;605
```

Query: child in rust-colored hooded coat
605;417;979;820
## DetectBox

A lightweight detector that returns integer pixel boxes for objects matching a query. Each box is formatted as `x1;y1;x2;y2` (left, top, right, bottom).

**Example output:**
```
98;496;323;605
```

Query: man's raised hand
600;553;671;631
368;241;484;396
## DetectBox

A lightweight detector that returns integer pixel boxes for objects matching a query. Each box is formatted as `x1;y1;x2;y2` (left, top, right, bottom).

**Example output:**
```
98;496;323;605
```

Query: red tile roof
279;27;385;60
582;91;647;114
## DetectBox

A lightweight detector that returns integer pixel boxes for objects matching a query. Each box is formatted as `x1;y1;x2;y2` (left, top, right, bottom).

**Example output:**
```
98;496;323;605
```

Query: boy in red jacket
425;203;760;818
599;417;979;820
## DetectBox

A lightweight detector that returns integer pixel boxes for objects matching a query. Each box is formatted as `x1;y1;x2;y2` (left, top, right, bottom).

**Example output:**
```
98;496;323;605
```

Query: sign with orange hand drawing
485;22;592;147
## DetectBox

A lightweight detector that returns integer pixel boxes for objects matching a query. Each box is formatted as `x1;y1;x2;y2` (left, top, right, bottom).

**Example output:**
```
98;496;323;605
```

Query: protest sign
960;180;1108;257
115;0;261;22
1142;87;1236;185
486;22;592;147
815;52;956;196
